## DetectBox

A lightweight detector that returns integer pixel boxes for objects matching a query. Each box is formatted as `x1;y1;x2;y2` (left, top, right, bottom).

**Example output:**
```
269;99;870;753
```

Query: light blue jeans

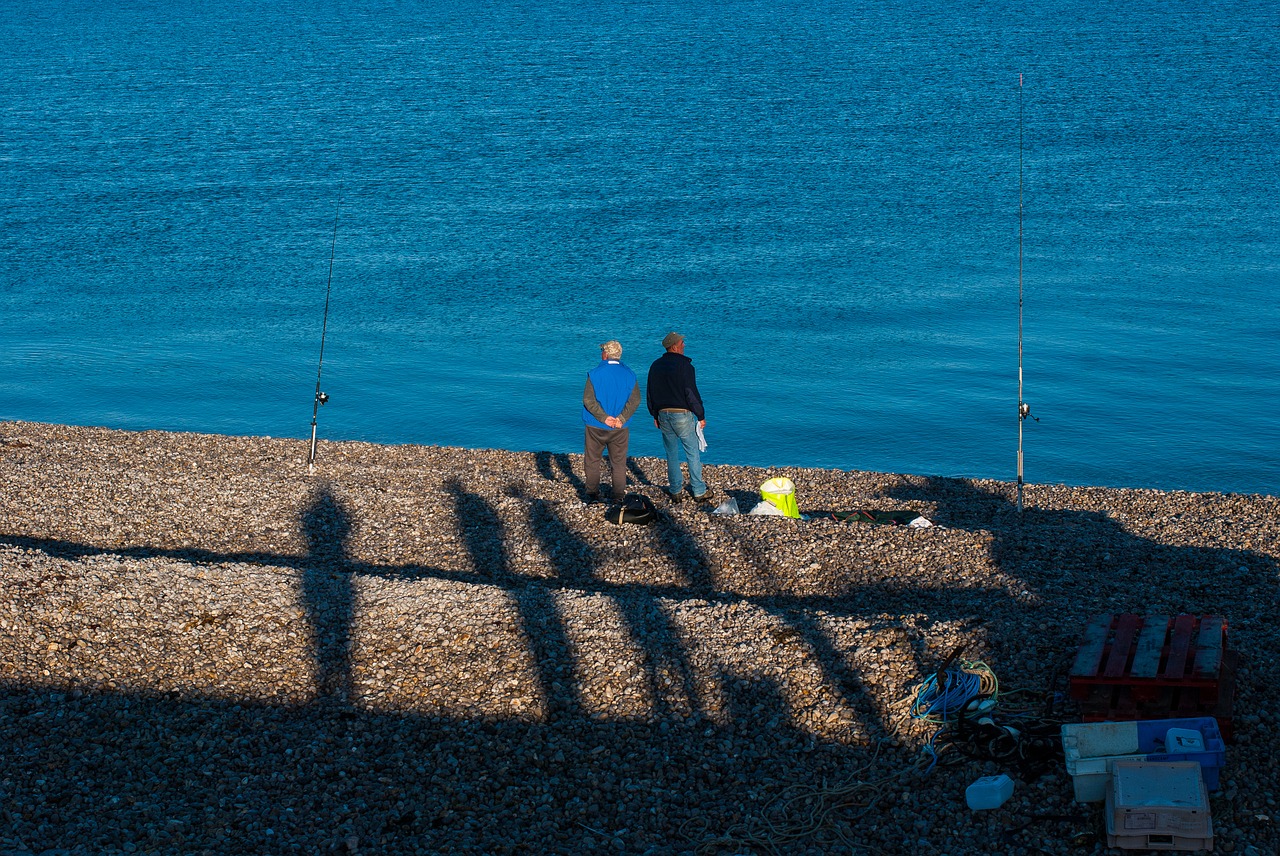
657;410;706;497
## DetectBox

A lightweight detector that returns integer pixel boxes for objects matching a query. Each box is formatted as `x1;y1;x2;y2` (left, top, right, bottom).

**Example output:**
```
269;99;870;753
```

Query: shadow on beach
885;476;1280;628
2;466;1278;854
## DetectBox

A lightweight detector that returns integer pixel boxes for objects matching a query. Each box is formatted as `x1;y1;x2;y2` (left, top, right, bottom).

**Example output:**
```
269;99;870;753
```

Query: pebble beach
1;420;1277;855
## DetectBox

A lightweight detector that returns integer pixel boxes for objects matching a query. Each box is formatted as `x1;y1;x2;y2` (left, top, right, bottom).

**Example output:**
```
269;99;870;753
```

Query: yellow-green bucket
760;477;800;518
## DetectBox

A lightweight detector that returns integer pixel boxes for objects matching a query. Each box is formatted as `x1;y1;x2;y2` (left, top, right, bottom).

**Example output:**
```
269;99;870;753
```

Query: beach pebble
0;421;1277;854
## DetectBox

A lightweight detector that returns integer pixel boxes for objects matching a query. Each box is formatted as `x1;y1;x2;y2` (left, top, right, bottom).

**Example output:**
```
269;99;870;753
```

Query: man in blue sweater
646;331;712;503
582;339;641;503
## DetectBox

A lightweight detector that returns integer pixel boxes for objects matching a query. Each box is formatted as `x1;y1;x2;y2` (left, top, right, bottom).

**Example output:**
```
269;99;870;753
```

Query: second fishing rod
309;186;343;474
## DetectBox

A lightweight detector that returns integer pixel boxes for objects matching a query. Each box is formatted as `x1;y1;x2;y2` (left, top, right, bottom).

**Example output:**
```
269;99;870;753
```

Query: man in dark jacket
646;331;711;503
583;339;641;503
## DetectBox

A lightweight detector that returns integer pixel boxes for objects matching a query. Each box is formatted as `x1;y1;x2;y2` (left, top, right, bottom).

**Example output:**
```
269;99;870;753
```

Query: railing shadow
884;476;1280;656
0;496;907;852
4;470;1279;853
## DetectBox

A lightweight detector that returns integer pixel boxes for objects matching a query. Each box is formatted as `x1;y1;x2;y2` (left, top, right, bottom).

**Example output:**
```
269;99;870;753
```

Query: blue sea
1;1;1277;495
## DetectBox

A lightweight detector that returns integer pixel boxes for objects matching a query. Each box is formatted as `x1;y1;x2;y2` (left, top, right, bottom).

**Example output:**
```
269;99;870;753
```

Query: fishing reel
315;391;329;406
1019;401;1037;422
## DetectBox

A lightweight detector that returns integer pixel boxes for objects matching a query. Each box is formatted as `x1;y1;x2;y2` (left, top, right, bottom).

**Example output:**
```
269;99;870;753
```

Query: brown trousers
584;425;629;500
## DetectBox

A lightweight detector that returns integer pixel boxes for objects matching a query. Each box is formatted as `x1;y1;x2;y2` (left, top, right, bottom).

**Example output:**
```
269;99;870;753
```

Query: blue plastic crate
1062;716;1225;802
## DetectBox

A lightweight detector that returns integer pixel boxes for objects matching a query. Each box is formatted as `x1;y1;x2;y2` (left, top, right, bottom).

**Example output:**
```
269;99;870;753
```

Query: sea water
1;0;1276;495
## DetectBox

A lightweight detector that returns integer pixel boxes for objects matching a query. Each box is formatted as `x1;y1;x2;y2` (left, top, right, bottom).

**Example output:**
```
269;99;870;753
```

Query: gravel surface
1;420;1277;855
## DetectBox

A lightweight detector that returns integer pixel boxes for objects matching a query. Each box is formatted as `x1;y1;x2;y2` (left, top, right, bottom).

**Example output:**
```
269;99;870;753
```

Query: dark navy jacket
645;351;705;421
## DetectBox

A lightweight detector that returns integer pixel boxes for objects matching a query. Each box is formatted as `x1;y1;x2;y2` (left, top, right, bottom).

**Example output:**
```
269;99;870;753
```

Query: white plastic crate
1105;761;1213;852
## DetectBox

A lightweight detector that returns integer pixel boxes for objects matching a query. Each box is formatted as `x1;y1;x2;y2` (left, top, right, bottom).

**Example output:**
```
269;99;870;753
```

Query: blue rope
911;668;987;722
920;730;942;773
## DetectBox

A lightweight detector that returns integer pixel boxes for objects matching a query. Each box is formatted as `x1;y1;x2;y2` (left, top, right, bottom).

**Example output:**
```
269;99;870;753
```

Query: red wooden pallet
1077;649;1237;740
1070;614;1226;700
1069;614;1236;740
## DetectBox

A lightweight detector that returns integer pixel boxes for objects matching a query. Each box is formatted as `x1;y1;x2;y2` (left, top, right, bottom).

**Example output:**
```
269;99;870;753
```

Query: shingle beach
2;421;1277;855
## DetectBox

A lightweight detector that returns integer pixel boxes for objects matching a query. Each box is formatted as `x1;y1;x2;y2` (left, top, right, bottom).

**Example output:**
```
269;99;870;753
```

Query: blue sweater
582;360;639;429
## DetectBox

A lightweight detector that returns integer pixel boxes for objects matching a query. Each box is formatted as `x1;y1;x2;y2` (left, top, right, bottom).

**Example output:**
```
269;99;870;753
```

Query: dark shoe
665;490;683;504
585;491;601;504
692;488;714;503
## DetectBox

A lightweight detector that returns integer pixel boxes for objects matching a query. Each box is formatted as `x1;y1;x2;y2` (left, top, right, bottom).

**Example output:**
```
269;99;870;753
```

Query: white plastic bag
712;497;740;515
748;500;786;516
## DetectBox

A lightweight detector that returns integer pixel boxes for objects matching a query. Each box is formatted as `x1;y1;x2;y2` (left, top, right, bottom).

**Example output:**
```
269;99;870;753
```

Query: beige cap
661;331;684;349
599;340;622;359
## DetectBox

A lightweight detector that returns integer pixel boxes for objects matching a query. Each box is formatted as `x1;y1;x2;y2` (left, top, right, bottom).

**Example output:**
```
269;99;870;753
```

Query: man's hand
605;416;621;429
654;418;661;429
699;420;706;429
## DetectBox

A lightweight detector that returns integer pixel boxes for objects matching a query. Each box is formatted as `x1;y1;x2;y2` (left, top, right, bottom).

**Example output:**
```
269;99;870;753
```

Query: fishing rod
1016;74;1036;512
308;186;343;474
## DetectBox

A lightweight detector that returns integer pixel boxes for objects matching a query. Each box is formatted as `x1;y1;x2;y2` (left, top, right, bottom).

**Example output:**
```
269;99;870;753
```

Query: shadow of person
516;483;702;721
626;458;653;487
534;450;558;483
444;478;513;583
445;479;590;720
524;491;594;588
533;451;587;495
651;508;716;593
301;481;354;704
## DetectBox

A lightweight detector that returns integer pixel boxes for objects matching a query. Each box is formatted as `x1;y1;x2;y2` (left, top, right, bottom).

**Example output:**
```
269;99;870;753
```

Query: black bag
832;509;920;525
605;493;657;526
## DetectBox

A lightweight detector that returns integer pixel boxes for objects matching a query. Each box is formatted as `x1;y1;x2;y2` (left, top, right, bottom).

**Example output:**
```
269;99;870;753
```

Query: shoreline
12;416;1276;501
2;420;1278;854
